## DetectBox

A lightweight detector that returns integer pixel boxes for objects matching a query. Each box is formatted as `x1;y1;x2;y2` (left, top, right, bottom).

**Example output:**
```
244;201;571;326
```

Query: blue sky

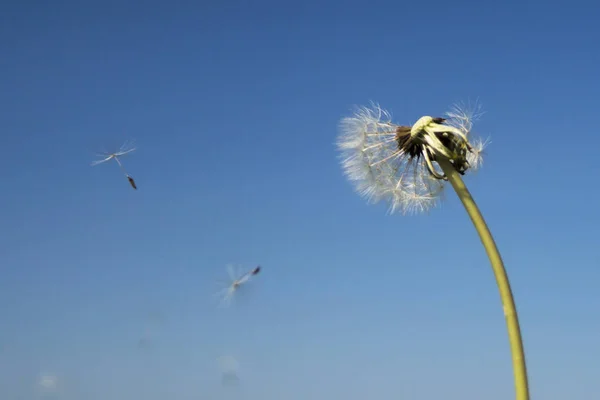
1;0;598;399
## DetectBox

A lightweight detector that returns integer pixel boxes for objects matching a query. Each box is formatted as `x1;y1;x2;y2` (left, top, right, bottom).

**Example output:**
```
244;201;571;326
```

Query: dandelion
337;102;489;215
215;264;261;307
337;102;529;400
91;140;138;190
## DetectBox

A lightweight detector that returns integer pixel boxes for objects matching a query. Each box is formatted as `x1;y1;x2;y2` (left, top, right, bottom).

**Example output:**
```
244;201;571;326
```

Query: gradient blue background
1;0;598;399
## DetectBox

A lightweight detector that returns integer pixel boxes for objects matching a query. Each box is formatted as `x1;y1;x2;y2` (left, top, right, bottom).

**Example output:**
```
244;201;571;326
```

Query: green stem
437;157;530;400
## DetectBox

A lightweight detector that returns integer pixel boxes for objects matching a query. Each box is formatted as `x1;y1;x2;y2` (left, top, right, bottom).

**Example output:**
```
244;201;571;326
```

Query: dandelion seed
465;136;490;172
337;101;487;215
38;374;57;390
214;264;261;307
218;355;240;386
91;140;138;190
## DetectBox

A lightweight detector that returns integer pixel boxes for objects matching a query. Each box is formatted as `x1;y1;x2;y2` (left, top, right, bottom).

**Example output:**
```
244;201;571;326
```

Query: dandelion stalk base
437;157;530;400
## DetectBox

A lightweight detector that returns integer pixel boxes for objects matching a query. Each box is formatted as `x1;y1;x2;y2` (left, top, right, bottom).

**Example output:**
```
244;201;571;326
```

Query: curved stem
437;157;530;400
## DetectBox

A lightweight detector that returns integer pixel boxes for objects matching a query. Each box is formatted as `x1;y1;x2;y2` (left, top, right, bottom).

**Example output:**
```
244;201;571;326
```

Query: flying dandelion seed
337;101;488;215
336;101;530;400
217;355;240;386
91;140;138;190
214;264;261;307
38;374;57;390
35;373;60;398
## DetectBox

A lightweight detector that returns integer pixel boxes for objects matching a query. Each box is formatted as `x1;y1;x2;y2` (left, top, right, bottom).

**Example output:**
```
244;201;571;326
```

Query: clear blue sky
1;0;598;399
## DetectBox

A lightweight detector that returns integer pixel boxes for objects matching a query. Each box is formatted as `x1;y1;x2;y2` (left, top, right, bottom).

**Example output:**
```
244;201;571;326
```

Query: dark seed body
127;176;137;190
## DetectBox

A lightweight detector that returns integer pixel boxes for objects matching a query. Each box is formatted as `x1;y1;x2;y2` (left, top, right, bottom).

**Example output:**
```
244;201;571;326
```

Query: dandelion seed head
337;102;487;215
337;105;446;215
